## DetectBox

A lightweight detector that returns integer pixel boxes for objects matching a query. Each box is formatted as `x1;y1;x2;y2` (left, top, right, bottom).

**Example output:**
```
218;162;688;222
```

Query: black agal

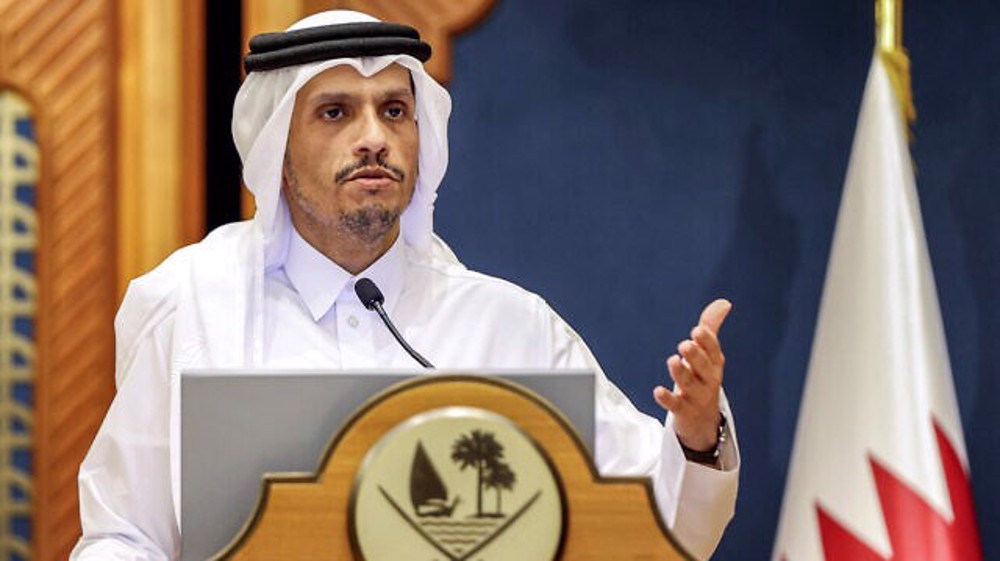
243;22;432;73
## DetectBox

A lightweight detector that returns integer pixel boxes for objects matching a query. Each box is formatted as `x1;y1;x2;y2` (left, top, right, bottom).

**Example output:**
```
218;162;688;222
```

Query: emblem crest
350;406;565;560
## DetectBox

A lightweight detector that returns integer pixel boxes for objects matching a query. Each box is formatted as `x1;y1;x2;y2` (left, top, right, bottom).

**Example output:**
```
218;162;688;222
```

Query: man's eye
385;106;405;119
322;107;344;120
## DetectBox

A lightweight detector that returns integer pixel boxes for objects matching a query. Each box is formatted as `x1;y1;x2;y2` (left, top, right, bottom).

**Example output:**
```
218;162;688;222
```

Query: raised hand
653;299;731;451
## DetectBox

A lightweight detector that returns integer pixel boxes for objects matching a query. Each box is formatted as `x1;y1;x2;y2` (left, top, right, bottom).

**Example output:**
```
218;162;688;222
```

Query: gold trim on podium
212;375;694;561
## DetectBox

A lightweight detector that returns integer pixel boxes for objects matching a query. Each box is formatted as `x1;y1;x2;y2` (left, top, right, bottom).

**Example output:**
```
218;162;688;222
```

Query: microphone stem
371;301;434;368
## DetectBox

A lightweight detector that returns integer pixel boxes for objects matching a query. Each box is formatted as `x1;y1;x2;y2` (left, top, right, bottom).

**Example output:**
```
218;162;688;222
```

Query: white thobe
71;226;739;561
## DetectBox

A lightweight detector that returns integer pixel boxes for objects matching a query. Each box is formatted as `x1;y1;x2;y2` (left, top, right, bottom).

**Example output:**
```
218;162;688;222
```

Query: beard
283;154;405;246
338;204;400;244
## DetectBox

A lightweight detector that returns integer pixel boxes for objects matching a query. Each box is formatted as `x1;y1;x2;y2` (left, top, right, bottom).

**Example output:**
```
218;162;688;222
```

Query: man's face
283;63;419;247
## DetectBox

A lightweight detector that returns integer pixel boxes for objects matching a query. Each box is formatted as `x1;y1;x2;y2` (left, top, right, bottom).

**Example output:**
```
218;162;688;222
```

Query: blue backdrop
433;0;1000;558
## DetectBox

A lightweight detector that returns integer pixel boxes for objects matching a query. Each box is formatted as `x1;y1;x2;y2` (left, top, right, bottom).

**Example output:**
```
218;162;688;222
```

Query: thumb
699;298;732;335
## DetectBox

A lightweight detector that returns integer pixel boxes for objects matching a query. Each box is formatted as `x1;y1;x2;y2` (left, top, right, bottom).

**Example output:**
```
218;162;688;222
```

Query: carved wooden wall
0;2;118;560
0;1;203;560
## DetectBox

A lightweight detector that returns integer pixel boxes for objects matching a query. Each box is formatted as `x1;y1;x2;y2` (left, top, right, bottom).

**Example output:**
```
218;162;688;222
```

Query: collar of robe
244;22;432;73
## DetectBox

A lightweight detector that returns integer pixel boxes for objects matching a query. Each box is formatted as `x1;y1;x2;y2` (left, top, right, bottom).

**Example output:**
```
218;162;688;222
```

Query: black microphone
354;278;434;368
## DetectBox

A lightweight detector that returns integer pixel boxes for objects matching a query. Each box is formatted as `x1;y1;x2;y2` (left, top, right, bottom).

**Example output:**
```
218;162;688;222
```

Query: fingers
698;299;732;336
691;325;724;368
653;300;730;448
667;354;695;388
657;353;718;428
654;299;731;415
691;299;729;368
653;384;680;412
678;339;715;383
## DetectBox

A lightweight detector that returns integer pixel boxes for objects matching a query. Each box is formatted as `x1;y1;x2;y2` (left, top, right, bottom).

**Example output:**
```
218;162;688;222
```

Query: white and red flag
772;54;982;561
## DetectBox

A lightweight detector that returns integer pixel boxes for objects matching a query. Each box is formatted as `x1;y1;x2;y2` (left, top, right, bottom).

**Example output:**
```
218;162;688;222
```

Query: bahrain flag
771;54;982;561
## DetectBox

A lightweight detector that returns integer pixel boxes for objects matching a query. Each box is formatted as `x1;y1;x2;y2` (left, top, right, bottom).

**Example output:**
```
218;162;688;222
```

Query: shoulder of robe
408;252;558;322
114;222;256;363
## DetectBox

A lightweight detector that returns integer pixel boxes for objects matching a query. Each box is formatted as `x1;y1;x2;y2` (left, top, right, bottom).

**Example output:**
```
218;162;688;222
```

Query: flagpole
875;0;916;137
876;0;903;51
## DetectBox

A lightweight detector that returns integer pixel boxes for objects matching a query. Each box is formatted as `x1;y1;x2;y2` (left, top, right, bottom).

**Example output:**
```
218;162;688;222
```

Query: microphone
354;278;434;369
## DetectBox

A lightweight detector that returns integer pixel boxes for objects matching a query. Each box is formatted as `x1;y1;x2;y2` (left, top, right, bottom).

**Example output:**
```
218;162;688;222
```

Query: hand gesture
653;299;731;451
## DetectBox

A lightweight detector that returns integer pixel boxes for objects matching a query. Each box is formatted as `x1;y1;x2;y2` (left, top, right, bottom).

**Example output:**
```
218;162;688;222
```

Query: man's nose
352;109;388;160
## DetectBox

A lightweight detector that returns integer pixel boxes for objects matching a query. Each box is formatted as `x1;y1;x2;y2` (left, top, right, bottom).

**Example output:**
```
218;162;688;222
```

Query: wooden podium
210;375;694;560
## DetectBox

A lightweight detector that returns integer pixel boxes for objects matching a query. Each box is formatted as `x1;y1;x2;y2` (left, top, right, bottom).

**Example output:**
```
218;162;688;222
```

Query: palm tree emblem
360;409;562;561
451;429;517;517
484;461;516;515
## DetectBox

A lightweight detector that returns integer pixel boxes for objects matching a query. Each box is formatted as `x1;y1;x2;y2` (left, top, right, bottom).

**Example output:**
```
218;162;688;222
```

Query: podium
196;375;694;560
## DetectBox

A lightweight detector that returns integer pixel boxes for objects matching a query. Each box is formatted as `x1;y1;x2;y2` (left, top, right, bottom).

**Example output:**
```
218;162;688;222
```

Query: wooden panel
243;0;305;40
0;1;118;561
180;0;205;247
118;0;205;293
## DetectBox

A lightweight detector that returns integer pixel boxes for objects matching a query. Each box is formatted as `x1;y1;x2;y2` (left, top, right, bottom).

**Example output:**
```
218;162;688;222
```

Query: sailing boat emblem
351;407;565;560
410;441;461;517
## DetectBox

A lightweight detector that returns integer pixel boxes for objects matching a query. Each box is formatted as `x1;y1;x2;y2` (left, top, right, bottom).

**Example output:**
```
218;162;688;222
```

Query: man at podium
71;10;740;561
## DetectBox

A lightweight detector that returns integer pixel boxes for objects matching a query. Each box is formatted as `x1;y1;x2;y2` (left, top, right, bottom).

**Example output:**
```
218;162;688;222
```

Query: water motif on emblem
350;406;565;560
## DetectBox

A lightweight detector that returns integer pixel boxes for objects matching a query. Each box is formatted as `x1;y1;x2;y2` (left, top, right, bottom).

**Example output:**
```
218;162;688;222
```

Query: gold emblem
350;406;565;560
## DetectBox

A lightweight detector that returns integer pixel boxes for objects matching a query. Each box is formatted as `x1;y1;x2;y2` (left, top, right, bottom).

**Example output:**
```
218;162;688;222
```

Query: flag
772;54;982;561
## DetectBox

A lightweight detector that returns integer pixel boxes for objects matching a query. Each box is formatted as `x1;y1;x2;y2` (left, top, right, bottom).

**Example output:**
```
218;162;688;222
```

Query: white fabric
72;225;738;561
72;9;739;561
772;55;974;560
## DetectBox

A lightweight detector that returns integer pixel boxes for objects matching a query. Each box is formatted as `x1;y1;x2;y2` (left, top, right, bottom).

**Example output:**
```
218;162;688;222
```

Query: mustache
334;157;405;184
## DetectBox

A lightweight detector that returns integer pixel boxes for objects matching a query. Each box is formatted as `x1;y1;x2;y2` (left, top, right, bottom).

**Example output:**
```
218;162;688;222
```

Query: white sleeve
653;394;740;561
70;317;178;561
547;310;739;561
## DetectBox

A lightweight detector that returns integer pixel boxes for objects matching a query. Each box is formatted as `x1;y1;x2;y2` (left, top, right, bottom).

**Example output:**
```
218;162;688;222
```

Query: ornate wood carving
0;89;38;561
0;2;118;561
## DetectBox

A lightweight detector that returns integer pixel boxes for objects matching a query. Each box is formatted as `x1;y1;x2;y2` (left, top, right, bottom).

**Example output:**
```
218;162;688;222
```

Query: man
72;10;739;561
